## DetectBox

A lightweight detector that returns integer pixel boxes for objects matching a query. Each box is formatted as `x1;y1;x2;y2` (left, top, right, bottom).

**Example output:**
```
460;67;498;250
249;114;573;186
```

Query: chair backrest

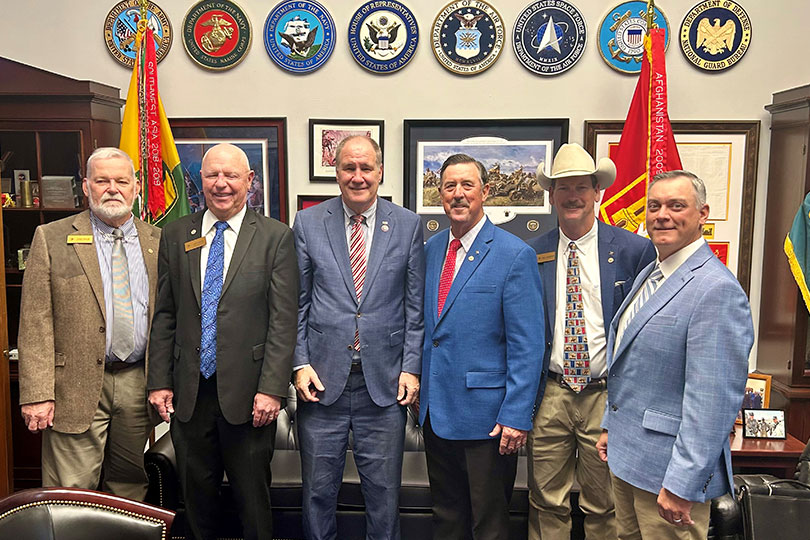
0;487;175;540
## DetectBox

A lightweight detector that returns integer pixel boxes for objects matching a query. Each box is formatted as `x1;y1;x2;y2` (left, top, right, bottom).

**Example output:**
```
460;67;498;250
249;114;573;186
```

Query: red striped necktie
350;215;366;350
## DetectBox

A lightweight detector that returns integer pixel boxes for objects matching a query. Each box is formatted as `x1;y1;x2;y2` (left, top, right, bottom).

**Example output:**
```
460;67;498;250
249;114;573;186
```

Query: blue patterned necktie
200;221;228;379
563;242;590;393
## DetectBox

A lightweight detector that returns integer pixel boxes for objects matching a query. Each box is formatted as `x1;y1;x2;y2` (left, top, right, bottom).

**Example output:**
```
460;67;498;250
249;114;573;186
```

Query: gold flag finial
138;0;148;32
646;0;656;31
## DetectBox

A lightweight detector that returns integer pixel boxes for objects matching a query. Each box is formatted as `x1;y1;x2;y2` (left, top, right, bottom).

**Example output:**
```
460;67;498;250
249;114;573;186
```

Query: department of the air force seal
512;0;587;76
264;0;336;74
680;1;751;72
597;1;671;74
182;0;251;70
348;1;419;74
104;0;172;68
431;1;505;76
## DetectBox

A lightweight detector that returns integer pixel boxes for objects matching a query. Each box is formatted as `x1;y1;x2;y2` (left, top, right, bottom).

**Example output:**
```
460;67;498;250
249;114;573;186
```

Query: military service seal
264;0;336;74
597;1;671;74
680;1;751;72
104;0;172;68
182;0;252;70
348;1;419;74
431;1;505;76
513;0;587;76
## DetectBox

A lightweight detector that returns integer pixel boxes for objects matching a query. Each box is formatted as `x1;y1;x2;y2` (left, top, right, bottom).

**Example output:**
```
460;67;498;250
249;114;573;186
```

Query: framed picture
404;119;569;241
309;119;384;182
169;118;289;223
584;121;760;294
297;194;391;211
742;408;786;439
736;372;772;425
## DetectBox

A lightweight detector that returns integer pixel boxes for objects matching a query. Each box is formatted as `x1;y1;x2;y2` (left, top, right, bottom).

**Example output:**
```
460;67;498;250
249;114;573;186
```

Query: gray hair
335;135;382;168
649;170;707;208
86;147;135;179
439;154;488;186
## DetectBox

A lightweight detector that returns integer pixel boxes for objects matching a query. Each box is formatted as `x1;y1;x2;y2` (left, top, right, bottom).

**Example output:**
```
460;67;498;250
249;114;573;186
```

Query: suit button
97;358;103;365
99;326;105;333
433;341;439;347
611;404;618;411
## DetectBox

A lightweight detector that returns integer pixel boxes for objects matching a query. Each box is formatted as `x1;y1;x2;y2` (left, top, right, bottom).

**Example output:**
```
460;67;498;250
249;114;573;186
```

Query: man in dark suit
420;153;544;539
148;143;298;540
526;143;656;540
293;135;425;539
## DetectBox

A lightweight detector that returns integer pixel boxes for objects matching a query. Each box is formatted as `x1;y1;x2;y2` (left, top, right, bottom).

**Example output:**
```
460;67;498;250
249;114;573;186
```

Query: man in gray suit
293;135;425;539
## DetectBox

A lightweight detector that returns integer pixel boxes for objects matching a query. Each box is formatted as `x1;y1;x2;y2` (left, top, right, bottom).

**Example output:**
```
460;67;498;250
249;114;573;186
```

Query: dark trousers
171;374;276;540
424;414;517;540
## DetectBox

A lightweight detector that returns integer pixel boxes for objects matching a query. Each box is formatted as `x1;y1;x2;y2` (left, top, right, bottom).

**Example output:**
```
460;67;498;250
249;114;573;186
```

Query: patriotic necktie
350;215;366;351
111;228;134;361
200;221;228;379
563;242;590;393
437;239;462;317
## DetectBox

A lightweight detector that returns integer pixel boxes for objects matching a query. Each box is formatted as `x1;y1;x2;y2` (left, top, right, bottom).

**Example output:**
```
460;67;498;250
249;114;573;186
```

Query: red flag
600;27;681;233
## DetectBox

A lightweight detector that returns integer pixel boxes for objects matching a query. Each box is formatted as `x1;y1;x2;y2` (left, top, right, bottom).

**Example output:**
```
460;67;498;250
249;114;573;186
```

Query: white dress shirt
199;205;247;285
444;214;487;281
343;198;377;262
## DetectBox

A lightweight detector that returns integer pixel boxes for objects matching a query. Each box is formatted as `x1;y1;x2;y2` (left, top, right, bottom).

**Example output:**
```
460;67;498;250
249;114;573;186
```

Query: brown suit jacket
18;210;161;433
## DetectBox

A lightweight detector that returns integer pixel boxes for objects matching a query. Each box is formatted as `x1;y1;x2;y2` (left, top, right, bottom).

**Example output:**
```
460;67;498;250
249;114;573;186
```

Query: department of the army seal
182;0;252;70
513;0;587;76
348;1;419;74
680;1;751;72
264;0;336;74
431;1;505;76
104;0;172;68
597;1;671;74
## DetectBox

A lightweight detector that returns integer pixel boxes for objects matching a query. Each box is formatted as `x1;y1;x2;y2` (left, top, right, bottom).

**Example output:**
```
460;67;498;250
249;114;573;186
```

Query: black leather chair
0;487;175;540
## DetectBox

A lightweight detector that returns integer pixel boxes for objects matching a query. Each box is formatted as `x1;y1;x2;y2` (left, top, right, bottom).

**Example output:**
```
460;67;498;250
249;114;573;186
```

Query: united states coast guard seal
104;0;172;68
513;0;587;76
597;1;670;74
264;0;336;74
182;0;252;71
680;0;751;72
431;1;505;76
348;1;419;74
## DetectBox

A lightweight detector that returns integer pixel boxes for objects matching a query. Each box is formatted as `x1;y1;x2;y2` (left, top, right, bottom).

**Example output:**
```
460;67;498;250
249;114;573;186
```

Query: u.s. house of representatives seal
264;0;336;74
431;1;505;76
104;0;172;68
348;1;419;74
182;0;251;70
513;0;587;76
597;1;670;74
680;0;751;72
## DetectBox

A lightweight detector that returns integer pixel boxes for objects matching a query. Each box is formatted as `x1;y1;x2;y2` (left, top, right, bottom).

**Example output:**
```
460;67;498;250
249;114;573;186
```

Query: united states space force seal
598;1;671;74
104;0;172;68
182;0;251;71
264;0;336;74
431;1;505;76
680;1;751;72
348;1;419;74
513;0;587;76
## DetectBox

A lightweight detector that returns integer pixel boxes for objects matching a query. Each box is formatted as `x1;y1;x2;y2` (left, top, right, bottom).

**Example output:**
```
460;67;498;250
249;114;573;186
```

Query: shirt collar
202;204;247;236
559;219;598;256
89;211;136;237
658;237;706;278
342;198;377;225
452;214;487;253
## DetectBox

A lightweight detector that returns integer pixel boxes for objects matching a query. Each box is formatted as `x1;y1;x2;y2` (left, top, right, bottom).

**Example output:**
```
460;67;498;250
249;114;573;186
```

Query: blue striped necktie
621;265;664;335
111;228;134;361
200;221;228;379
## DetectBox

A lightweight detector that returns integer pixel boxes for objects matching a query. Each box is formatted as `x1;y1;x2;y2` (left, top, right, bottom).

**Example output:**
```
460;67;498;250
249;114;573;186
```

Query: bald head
201;143;254;221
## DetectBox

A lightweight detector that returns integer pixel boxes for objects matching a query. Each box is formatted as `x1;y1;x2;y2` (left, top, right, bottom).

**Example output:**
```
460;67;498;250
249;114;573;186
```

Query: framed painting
309;119;384;182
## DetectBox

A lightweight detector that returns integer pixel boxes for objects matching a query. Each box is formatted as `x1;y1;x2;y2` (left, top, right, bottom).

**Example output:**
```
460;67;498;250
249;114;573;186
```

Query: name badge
67;234;93;244
537;251;555;263
184;237;206;252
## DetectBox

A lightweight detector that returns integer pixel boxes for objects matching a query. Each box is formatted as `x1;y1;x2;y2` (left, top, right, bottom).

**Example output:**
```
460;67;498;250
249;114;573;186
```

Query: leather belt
350;362;363;373
549;371;607;391
105;359;144;372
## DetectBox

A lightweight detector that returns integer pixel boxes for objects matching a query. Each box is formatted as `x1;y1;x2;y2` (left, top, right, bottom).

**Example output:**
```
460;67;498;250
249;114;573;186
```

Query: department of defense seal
431;1;505;76
680;1;751;72
182;0;251;70
348;1;419;74
104;0;172;68
513;0;587;76
264;0;336;74
597;1;671;74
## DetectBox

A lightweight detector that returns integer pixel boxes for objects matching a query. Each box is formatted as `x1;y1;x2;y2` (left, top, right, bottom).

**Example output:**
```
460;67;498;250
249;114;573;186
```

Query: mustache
450;199;469;209
562;201;585;209
100;194;125;204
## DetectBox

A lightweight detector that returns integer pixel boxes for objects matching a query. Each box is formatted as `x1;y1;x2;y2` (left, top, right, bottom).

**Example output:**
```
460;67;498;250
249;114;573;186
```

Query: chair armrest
145;430;180;511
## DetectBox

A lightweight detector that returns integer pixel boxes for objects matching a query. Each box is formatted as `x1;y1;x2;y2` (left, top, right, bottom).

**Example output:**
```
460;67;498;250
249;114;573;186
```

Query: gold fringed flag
119;10;189;226
785;191;810;314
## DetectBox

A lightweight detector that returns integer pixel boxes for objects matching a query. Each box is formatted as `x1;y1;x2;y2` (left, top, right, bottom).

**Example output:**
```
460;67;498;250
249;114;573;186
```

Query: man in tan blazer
18;147;160;501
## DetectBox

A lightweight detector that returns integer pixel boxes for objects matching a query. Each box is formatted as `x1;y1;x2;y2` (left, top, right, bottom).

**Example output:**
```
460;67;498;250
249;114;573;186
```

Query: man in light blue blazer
420;153;544;539
597;171;753;539
293;136;425;540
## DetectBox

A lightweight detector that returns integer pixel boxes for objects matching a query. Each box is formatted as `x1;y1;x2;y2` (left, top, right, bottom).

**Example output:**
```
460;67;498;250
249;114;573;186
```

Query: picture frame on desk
742;409;786;439
736;372;772;425
309;119;384;182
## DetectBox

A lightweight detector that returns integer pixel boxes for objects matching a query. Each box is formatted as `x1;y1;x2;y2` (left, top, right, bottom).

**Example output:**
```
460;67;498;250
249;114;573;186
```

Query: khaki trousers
527;381;616;540
611;474;710;540
41;364;152;501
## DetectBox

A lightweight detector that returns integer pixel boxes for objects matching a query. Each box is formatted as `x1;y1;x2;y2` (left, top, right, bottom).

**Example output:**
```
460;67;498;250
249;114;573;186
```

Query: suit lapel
537;230;558;335
133;219;160;320
222;210;257;297
437;220;493;324
597;222;618;327
426;229;449;328
71;211;106;322
324;198;357;302
361;199;393;308
186;212;205;309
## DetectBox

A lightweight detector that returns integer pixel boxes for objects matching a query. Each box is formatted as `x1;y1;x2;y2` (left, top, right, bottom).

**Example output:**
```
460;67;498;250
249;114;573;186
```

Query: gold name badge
67;234;93;244
184;237;207;252
537;251;555;263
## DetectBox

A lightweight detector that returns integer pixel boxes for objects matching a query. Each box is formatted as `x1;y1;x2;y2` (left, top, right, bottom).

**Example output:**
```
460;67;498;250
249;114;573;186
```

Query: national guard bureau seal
597;1;671;74
432;1;505;76
348;1;419;74
264;0;336;74
182;0;251;70
513;0;587;76
104;0;172;68
680;1;751;72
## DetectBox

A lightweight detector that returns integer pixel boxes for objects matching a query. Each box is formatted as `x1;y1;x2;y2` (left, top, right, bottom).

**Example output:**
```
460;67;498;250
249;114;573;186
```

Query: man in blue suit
597;170;753;539
420;153;544;539
293;136;425;540
526;144;656;540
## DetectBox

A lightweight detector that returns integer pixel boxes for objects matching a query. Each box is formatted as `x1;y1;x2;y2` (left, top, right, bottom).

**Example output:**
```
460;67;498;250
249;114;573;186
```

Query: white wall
2;0;810;366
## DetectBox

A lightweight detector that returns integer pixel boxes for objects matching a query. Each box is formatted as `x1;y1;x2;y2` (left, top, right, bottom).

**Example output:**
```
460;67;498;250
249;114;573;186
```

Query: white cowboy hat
535;143;616;191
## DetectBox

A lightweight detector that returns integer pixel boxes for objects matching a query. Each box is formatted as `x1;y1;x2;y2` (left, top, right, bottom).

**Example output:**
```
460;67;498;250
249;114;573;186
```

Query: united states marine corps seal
264;0;336;74
597;1;671;74
182;0;252;70
348;1;419;74
431;1;505;76
104;0;172;68
512;0;587;76
680;1;751;72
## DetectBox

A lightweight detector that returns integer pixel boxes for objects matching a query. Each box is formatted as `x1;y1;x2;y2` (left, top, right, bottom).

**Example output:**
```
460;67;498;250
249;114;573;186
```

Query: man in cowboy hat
526;143;656;540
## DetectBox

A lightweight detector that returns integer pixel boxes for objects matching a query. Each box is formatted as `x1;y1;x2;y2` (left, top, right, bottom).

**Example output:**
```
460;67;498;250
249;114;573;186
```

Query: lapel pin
608;257;614;263
475;250;480;254
191;229;197;235
468;256;474;261
148;248;154;254
381;220;389;232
